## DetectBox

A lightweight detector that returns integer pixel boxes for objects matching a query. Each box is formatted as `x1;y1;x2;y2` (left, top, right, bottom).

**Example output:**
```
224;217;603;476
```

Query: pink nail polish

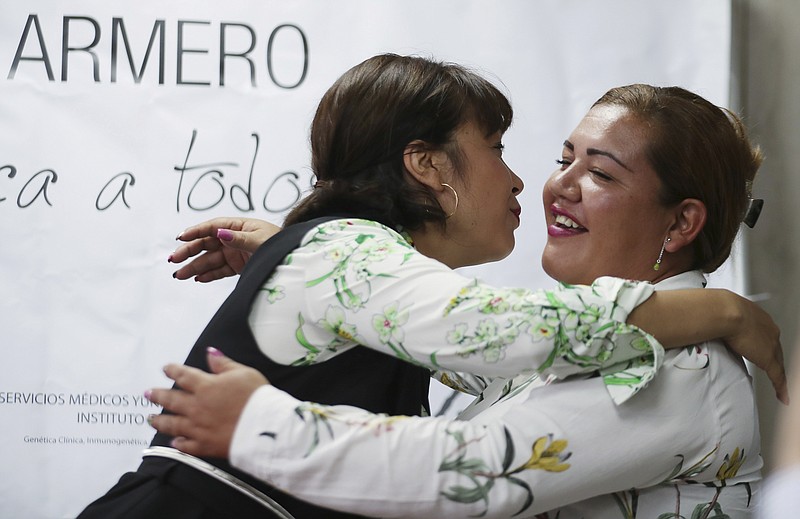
207;346;223;357
144;389;152;401
217;229;234;242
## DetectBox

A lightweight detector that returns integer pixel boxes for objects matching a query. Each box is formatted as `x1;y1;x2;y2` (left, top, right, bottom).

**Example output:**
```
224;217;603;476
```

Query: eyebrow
563;140;632;171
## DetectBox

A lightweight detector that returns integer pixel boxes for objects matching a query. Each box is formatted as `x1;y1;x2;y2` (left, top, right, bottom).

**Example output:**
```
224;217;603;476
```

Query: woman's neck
647;250;696;285
407;229;457;269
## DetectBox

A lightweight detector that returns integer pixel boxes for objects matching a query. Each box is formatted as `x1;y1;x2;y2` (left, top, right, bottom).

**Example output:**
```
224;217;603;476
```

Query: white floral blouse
234;266;762;518
248;218;661;406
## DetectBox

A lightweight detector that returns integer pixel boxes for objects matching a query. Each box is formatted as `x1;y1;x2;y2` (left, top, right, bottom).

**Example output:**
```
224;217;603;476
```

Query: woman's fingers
769;349;790;405
170;235;222;263
191;264;239;283
172;250;235;281
162;363;207;392
206;347;251;375
176;218;242;242
146;386;189;415
752;305;788;404
147;415;225;457
147;412;191;438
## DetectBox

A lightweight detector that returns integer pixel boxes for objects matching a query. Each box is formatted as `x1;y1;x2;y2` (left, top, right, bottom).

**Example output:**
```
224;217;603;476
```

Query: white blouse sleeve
249;219;662;404
230;374;724;518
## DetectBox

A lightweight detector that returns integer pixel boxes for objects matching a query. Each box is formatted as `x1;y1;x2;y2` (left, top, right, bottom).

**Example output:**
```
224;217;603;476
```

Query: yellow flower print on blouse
286;402;412;457
517;435;571;473
439;428;572;516
716;447;745;482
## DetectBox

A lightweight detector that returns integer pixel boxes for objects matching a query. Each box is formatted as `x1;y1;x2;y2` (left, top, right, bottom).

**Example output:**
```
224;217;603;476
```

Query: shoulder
287;218;438;282
300;218;411;247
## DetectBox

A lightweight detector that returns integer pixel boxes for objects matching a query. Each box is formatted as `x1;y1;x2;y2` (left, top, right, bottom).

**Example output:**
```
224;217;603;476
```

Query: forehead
455;119;501;143
569;105;649;158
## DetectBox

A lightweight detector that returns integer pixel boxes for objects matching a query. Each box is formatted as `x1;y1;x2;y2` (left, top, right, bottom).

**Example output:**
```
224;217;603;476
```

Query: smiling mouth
554;214;586;231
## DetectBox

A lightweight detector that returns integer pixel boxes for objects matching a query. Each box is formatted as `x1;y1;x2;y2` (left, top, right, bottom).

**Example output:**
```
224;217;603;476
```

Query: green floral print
438;427;571;517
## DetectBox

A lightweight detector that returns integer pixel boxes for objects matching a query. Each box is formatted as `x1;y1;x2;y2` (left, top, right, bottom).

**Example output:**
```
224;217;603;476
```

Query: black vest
149;216;431;518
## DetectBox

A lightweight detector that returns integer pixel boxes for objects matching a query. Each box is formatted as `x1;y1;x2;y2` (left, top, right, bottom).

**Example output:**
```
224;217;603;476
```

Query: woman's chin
541;258;559;281
541;261;589;285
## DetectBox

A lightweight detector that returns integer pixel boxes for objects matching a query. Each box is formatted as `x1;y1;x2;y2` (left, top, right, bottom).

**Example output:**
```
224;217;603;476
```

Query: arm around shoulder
628;287;786;402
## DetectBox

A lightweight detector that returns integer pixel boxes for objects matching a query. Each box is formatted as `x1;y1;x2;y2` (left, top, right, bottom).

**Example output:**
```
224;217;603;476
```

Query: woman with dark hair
149;83;776;518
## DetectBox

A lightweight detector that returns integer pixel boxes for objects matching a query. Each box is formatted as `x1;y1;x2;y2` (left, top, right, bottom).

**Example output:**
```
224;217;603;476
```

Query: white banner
0;1;733;517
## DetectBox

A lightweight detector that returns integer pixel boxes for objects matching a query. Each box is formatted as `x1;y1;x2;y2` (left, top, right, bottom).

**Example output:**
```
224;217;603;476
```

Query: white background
0;1;735;517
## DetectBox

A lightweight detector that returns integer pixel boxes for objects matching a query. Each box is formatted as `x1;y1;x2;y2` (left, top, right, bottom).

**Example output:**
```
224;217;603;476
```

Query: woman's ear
666;198;707;252
403;140;450;190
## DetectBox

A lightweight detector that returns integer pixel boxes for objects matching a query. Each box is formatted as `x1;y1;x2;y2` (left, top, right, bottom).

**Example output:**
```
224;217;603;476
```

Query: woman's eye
591;169;613;181
555;159;571;168
493;143;505;153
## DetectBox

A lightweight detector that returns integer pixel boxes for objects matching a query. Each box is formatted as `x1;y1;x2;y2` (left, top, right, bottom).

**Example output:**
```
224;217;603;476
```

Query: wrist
629;288;742;349
713;289;745;340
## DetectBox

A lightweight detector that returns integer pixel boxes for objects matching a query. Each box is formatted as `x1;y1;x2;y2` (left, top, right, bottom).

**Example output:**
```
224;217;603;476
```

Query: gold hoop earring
441;183;459;218
653;236;671;271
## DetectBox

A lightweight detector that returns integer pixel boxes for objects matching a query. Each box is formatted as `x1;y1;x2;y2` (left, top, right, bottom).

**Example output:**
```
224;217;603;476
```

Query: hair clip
743;198;764;228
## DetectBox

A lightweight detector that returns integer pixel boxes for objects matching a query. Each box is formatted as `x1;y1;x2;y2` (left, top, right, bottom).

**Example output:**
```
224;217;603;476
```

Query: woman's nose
510;169;524;195
546;165;580;201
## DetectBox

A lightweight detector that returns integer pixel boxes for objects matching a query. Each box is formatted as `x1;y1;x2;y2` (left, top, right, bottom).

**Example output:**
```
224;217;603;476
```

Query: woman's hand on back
721;291;788;404
169;217;281;283
629;288;787;404
146;347;267;458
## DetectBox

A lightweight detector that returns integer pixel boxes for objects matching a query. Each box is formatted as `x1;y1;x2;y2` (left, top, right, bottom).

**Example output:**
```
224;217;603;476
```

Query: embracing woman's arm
629;288;786;403
147;347;756;518
168;217;786;400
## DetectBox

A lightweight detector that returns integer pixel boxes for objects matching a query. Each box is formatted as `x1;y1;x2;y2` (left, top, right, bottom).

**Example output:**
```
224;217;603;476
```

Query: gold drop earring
653;237;671;271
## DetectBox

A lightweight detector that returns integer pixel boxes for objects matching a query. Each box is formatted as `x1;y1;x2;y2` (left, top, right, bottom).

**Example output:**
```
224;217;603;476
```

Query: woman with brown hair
149;83;777;518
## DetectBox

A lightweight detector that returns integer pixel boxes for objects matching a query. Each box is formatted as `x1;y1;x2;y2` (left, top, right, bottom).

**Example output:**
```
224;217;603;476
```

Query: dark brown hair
594;84;763;272
284;53;513;229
